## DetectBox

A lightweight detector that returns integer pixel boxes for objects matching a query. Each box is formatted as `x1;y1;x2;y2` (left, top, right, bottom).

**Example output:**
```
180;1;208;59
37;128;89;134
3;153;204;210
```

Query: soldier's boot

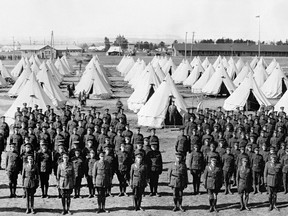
133;196;138;211
61;196;66;215
209;199;214;212
13;184;17;197
253;184;257;194
26;195;30;214
41;187;45;198
118;186;123;196
102;197;110;213
268;196;273;211
31;195;35;214
45;185;49;198
239;195;244;211
244;195;251;211
273;195;279;211
256;185;261;194
138;196;144;211
197;182;201;194
155;186;160;197
58;189;62;199
67;196;72;215
123;186;128;196
283;181;287;194
172;198;178;211
73;189;78;199
193;183;197;195
9;183;13;198
224;183;228;195
213;198;218;212
178;197;185;212
228;184;233;194
96;196;102;213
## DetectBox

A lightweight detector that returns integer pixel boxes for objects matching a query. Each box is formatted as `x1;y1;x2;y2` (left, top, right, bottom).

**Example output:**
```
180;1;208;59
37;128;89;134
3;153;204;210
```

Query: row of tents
3;55;75;125
116;55;288;128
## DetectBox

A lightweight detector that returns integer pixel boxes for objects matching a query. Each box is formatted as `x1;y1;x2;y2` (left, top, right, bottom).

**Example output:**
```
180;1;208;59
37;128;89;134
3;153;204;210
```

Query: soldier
168;100;177;126
131;127;143;146
189;144;205;195
0;116;10;148
203;156;223;212
147;141;163;197
57;152;75;215
116;143;131;196
104;144;117;197
237;157;253;211
148;128;159;150
175;127;190;158
6;143;21;198
93;152;111;213
116;98;123;113
36;142;52;198
0;129;5;169
71;148;84;198
9;126;23;153
85;149;97;198
53;142;66;199
189;128;200;151
222;146;235;195
22;154;39;214
103;108;111;125
264;154;281;211
122;124;133;140
251;146;264;194
130;152;148;211
168;152;188;212
206;142;220;165
69;127;81;150
281;148;288;194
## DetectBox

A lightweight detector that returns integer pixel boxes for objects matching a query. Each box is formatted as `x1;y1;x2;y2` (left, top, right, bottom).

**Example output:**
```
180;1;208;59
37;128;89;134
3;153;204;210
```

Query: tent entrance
218;81;230;97
244;90;260;111
89;84;94;95
282;78;287;96
146;85;155;103
164;97;183;127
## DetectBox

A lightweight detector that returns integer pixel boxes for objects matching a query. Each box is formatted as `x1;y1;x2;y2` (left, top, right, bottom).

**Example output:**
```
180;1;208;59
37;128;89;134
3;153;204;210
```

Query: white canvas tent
124;58;141;81
128;60;146;86
223;72;271;111
202;57;210;69
213;55;222;69
116;55;127;72
202;63;235;96
154;63;165;81
137;74;188;128
8;61;32;97
261;63;288;98
11;57;26;77
46;59;63;84
253;62;268;87
236;57;245;72
55;57;70;76
172;60;194;84
162;57;176;75
266;58;277;75
0;60;14;80
37;63;67;106
61;55;74;72
192;64;215;93
5;72;54;126
127;65;161;113
74;64;112;98
275;89;288;113
227;59;239;80
0;74;7;87
250;56;258;69
183;63;205;86
118;56;135;76
233;63;254;87
131;63;159;89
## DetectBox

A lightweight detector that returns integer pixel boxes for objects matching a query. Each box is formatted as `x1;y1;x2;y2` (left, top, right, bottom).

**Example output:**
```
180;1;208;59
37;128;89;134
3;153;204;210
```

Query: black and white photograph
0;0;287;215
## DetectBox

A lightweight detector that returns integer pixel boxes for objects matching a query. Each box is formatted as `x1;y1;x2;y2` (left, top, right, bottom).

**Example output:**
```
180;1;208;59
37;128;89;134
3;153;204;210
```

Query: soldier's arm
5;152;9;170
263;163;268;184
167;165;172;184
129;164;134;185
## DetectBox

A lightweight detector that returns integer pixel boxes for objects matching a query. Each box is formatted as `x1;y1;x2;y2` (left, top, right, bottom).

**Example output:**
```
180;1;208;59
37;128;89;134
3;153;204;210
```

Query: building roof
174;43;288;53
20;44;82;51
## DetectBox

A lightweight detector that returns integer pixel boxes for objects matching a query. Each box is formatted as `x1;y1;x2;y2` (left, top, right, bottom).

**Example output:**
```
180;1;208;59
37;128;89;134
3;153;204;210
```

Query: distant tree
199;39;214;43
143;41;150;50
153;44;158;50
173;40;178;45
149;43;154;50
276;40;283;45
158;41;165;48
104;37;111;51
91;43;96;47
216;38;233;43
114;35;128;49
80;43;88;50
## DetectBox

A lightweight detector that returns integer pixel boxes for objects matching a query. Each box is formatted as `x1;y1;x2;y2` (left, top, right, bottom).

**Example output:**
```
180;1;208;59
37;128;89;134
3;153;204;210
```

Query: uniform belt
133;175;139;177
171;174;179;177
268;173;275;176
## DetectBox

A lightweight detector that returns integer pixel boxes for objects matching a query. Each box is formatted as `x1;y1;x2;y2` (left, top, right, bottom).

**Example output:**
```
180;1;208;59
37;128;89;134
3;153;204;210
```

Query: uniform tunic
168;162;188;189
237;166;253;193
22;163;39;190
57;162;75;191
203;165;223;192
92;160;111;188
130;162;148;189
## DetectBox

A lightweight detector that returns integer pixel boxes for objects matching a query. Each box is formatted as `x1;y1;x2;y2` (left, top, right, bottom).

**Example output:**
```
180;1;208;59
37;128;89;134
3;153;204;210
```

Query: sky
0;0;287;44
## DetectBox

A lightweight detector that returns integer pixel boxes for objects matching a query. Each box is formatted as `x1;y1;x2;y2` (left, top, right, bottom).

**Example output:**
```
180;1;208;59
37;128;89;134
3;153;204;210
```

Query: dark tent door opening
146;85;155;103
244;90;260;111
282;78;287;96
164;97;183;126
218;81;230;97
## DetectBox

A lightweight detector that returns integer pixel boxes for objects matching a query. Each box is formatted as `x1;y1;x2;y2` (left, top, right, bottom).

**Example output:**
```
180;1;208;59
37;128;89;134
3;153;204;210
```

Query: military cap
87;138;94;142
135;139;144;145
0;116;5;119
13;125;19;129
246;143;252;147
226;146;231;150
58;139;65;144
148;128;156;131
99;151;105;157
242;157;248;162
104;108;109;111
23;103;27;106
240;146;245;149
62;152;69;157
89;149;96;153
270;154;277;159
210;156;218;161
218;138;225;143
270;146;275;150
40;141;48;146
9;142;16;146
254;146;259;150
74;148;81;153
150;141;158;146
72;140;80;145
210;142;216;147
144;137;149;141
104;143;112;149
135;150;144;157
24;143;32;148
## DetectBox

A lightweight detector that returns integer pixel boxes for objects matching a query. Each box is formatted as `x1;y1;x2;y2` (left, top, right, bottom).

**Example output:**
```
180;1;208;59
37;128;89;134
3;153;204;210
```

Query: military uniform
281;153;288;193
264;159;281;211
251;152;264;193
237;164;253;210
175;134;190;157
147;146;162;196
189;149;204;194
116;149;131;196
71;155;84;198
222;152;235;194
6;148;21;197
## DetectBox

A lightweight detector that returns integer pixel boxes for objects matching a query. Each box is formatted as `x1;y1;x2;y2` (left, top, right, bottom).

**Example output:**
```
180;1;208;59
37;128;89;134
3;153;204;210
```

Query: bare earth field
0;56;286;216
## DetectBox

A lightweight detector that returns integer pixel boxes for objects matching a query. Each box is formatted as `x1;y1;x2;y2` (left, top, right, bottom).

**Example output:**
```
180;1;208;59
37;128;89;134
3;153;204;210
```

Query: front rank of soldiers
2;103;288;214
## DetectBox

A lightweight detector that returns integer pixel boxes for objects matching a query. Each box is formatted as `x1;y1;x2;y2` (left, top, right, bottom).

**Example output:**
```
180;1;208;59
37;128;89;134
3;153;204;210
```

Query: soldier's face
226;149;231;154
271;157;275;163
42;146;47;152
211;160;216;166
136;156;142;163
90;152;95;158
99;155;104;161
10;145;15;151
27;156;33;164
75;151;80;157
63;155;68;162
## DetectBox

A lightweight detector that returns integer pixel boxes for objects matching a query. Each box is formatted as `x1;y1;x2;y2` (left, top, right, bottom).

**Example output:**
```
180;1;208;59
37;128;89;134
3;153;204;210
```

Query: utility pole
256;15;261;57
12;36;15;60
190;31;195;61
50;30;54;59
184;32;187;60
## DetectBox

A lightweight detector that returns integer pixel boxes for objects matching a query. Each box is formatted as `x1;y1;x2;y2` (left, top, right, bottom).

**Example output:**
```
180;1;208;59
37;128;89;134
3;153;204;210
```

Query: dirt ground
0;56;287;216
